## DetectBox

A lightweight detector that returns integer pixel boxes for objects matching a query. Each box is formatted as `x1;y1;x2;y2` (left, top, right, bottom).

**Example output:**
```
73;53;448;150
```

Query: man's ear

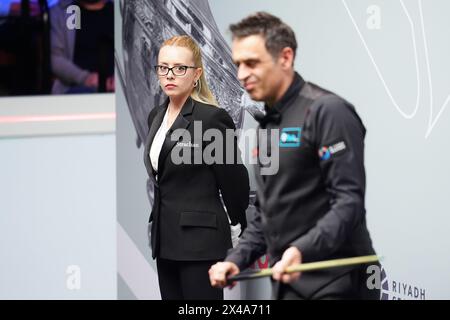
279;47;295;69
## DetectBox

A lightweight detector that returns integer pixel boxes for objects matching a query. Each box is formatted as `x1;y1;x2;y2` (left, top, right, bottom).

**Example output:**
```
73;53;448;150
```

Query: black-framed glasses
154;65;197;76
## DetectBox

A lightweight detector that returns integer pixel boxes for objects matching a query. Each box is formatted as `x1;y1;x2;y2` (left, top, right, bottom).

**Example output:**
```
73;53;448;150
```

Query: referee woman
143;35;249;300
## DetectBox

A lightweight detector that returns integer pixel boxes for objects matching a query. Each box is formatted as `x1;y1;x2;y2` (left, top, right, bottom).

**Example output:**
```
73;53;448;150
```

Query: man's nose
237;64;250;82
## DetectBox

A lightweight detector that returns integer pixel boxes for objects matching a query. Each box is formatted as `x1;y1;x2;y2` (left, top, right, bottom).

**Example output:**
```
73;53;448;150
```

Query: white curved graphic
342;0;449;138
419;0;450;138
342;0;421;120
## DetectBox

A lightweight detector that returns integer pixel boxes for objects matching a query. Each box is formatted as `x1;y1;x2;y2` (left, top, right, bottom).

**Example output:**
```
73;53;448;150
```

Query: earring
194;79;199;87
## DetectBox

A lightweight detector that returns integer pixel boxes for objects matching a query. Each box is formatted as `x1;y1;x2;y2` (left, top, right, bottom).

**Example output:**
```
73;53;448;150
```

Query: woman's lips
165;84;177;89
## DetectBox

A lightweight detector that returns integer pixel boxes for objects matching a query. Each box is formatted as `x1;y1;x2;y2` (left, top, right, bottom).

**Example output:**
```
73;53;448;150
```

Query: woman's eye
159;66;168;72
176;66;187;72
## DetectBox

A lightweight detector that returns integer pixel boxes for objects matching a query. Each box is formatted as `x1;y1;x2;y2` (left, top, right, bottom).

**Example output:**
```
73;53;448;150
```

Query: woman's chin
164;89;183;97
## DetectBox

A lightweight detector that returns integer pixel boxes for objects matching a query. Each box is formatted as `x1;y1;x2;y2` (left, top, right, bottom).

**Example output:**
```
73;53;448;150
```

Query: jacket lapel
157;97;195;177
144;102;168;181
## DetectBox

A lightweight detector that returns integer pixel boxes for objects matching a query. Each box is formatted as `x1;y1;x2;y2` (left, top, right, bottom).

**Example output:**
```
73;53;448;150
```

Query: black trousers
156;258;223;300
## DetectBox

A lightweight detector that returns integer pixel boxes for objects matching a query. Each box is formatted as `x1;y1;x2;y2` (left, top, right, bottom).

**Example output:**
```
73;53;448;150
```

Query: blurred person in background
49;0;114;94
0;0;57;95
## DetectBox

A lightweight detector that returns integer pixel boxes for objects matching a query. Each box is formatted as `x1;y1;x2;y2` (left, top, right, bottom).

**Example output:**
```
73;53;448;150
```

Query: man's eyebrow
243;58;260;65
233;58;260;66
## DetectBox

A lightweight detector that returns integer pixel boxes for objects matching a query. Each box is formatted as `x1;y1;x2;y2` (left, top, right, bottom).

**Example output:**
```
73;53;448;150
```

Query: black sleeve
225;197;268;270
291;95;367;261
209;108;250;230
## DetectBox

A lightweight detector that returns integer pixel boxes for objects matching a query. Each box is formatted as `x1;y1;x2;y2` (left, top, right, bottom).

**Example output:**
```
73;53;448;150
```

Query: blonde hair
161;35;218;107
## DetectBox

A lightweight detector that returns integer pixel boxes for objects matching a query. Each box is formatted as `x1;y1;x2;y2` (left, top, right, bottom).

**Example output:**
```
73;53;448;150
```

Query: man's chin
247;90;264;102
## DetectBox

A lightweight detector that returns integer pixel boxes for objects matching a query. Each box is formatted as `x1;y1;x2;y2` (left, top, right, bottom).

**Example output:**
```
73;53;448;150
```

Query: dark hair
229;12;297;60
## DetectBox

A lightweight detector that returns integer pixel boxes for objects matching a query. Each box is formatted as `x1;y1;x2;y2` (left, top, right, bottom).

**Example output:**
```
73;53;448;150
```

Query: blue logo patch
280;127;301;147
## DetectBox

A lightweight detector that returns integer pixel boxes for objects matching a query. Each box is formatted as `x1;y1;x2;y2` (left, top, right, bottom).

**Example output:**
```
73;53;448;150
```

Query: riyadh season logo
379;266;426;300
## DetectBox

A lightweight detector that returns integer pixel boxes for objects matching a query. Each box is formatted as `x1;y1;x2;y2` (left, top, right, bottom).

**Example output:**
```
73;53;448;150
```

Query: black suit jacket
226;74;376;299
143;97;249;261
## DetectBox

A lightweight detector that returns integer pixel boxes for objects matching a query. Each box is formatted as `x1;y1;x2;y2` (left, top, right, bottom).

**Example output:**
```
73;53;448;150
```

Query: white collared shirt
149;108;170;173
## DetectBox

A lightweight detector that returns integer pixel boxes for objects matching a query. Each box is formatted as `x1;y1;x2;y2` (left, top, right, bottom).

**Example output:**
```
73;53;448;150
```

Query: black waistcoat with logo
253;73;375;265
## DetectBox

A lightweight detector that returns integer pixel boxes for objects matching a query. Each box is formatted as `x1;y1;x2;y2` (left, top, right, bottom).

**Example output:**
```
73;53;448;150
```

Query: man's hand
209;261;240;289
272;246;302;283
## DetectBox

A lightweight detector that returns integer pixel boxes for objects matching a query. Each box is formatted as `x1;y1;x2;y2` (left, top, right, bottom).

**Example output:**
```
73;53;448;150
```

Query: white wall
0;95;116;299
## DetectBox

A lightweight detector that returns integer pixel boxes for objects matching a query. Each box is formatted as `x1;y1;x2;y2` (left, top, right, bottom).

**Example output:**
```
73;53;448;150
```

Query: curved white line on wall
420;0;450;138
342;0;421;120
343;0;449;138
